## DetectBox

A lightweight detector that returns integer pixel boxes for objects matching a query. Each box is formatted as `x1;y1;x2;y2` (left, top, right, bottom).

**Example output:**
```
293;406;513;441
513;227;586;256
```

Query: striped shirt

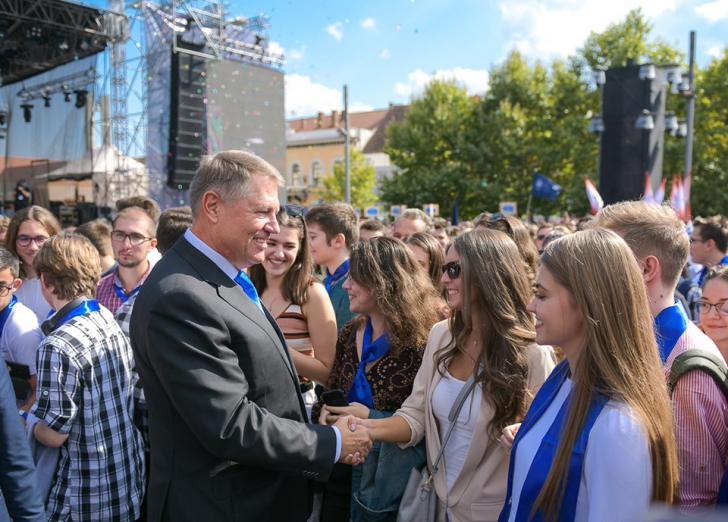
96;261;153;315
663;321;728;510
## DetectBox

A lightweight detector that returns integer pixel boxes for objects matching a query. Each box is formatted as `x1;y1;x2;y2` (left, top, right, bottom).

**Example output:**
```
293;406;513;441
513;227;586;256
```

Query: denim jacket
351;410;427;522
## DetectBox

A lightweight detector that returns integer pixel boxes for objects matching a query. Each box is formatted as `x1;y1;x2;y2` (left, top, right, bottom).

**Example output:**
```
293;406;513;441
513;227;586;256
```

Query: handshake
321;403;375;465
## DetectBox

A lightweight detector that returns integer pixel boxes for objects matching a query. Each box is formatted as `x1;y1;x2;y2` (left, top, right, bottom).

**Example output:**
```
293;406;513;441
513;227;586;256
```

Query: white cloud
696;0;728;21
394;68;490;98
498;0;677;60
349;102;375;113
289;45;306;61
267;41;284;56
707;44;723;58
380;48;390;59
285;74;341;117
326;21;344;41
362;17;376;30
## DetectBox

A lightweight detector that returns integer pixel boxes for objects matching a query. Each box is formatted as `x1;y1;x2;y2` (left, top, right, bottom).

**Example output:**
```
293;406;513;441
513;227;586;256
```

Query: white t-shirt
1;300;43;375
509;378;652;522
432;371;483;494
15;277;53;323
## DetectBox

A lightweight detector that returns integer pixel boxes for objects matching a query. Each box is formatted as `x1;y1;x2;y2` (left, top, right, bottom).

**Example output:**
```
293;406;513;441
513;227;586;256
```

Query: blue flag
531;172;561;200
451;197;459;226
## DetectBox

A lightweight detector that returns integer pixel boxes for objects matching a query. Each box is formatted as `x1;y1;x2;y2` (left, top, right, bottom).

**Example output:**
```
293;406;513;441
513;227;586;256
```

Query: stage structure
0;0;285;213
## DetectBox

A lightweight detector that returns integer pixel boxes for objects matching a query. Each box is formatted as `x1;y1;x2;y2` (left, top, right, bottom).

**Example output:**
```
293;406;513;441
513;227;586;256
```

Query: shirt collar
184;228;239;282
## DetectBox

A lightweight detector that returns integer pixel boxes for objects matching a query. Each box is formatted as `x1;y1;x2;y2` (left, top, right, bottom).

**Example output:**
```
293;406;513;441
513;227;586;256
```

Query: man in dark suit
130;150;372;522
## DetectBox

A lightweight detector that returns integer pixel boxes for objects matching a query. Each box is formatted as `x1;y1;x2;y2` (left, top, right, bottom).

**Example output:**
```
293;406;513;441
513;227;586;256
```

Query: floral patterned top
312;319;426;421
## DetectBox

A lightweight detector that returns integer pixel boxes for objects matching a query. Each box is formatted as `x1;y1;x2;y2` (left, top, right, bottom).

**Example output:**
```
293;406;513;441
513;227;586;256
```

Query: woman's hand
500;423;521;451
321;402;371;425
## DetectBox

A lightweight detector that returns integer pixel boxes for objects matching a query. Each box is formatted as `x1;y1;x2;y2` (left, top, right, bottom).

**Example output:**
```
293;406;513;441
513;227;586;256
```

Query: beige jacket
395;320;556;522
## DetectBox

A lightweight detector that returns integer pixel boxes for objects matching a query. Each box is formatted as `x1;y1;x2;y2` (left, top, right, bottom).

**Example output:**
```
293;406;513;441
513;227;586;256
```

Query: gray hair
0;246;19;278
189;151;283;219
396;208;433;230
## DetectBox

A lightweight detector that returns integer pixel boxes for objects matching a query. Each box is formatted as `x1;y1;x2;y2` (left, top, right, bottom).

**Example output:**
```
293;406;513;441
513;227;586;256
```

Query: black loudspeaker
167;40;207;189
598;65;666;205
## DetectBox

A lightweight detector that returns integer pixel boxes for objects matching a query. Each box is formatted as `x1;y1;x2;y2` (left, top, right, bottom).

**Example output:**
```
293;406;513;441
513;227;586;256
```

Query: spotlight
43;96;51;108
254;34;264;46
664;112;679;135
21;103;33;123
74;90;88;108
638;64;656;81
592;69;606;86
635;109;654;130
0;113;5;126
63;91;72;102
588;114;605;134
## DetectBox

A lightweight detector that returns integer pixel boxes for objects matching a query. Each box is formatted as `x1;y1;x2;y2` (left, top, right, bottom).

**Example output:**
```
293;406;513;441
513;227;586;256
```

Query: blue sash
0;295;18;337
698;255;728;286
113;282;142;303
654;303;689;363
499;361;608;522
325;259;349;293
48;300;101;334
347;317;391;408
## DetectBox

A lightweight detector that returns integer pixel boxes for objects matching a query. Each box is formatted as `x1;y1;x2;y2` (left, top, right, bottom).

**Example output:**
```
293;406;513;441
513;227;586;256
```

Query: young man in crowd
74;219;117;277
305;202;359;330
431;217;452;250
96;206;157;314
30;233;144;521
390;208;431;239
0;246;43;412
155;206;192;255
358;218;387;240
690;215;728;286
593;201;728;510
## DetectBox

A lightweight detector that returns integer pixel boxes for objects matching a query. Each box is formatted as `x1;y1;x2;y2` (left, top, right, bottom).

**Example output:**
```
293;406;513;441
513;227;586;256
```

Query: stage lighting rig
21;103;33;123
75;90;88;108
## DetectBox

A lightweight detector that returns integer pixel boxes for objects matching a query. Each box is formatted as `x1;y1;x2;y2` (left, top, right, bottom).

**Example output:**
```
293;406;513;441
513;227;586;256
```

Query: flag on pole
683;171;692;219
531;172;562;199
654;178;667;204
585;178;604;215
669;175;685;220
451;197;459;226
643;172;654;204
676;174;686;221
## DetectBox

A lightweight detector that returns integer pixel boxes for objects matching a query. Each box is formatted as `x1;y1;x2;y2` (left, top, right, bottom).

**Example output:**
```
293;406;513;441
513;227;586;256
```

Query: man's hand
334;415;373;465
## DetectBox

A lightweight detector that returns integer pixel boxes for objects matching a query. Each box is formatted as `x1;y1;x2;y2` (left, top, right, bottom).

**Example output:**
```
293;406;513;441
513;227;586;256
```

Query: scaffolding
94;0;284;208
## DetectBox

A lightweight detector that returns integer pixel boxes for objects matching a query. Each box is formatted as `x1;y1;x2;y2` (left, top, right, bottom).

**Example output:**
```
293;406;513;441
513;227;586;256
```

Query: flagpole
526;193;533;223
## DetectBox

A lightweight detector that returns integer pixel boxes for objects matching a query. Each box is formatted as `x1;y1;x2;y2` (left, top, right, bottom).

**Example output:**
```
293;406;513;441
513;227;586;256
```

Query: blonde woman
500;229;678;522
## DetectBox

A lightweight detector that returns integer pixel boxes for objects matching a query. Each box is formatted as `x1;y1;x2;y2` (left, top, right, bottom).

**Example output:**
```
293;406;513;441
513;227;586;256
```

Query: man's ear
641;254;661;284
331;233;346;250
201;191;222;223
11;277;21;291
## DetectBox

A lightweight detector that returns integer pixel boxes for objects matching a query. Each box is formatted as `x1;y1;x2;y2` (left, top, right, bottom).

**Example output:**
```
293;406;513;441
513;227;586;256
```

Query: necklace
263;294;281;313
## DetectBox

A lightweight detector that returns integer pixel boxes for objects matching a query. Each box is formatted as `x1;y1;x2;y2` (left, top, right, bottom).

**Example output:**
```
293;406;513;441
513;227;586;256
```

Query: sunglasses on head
283;204;304;217
486;212;513;235
441;260;461;279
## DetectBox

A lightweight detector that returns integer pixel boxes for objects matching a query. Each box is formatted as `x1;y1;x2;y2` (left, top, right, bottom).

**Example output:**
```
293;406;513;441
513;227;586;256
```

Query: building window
310;160;323;188
290;162;302;186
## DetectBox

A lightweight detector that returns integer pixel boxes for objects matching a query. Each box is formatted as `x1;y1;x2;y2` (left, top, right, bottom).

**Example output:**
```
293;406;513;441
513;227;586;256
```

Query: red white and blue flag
644;172;654;204
585;178;604;215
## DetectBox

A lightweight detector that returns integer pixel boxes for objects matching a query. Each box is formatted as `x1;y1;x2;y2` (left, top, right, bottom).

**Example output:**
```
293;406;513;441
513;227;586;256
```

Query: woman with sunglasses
249;205;337;420
361;229;555;522
499;229;678;522
698;265;728;362
315;236;441;522
5;206;62;322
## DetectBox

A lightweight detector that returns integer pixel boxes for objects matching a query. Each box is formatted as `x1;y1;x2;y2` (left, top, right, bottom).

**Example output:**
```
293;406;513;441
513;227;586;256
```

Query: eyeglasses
111;231;154;246
697;301;728;316
485;212;514;236
284;204;304;217
537;234;549;240
689;237;706;244
441;260;461;279
0;282;16;297
16;235;49;247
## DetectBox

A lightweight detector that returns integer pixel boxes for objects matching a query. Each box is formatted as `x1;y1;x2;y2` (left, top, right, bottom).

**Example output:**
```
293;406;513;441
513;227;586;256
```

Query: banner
531;172;561;200
585;178;604;215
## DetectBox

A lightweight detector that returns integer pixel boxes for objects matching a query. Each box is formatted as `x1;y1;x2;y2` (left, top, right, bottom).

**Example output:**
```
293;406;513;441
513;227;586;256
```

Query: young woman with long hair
362;229;556;522
315;236;441;522
249;205;337;418
5;205;62;322
499;228;678;522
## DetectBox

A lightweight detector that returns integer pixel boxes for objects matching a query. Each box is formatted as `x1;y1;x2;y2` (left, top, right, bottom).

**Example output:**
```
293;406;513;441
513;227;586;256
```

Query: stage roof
0;0;116;86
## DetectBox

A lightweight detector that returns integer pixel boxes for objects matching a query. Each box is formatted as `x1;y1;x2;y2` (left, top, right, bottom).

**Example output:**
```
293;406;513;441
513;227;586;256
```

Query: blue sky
86;0;727;118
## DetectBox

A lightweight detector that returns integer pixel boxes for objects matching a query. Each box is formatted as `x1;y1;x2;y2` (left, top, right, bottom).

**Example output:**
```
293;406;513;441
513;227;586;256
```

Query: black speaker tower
598;64;666;205
167;40;207;189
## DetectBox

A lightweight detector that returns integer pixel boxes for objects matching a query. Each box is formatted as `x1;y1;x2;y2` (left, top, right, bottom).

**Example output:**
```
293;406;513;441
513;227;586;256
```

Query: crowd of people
0;150;727;522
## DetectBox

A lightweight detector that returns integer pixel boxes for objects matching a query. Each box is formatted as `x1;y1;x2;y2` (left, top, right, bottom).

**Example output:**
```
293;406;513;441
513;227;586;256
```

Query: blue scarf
499;361;608;522
325;259;349;293
346;317;391;408
113;282;142;303
653;303;689;363
48;300;101;334
698;255;728;287
0;295;18;337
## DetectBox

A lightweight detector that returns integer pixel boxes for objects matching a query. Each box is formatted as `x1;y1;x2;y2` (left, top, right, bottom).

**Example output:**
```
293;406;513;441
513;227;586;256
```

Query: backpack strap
668;349;728;401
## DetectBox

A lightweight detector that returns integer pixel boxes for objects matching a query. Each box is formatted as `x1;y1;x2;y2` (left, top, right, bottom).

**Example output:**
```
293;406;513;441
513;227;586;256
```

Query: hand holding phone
321;389;349;407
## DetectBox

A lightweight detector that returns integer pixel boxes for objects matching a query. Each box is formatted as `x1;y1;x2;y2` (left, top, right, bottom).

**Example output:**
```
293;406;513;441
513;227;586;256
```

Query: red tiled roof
287;105;401;132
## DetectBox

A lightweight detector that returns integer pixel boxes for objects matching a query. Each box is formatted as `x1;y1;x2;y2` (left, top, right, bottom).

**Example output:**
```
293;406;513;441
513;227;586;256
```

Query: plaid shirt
31;306;145;521
115;294;149;452
96;261;153;315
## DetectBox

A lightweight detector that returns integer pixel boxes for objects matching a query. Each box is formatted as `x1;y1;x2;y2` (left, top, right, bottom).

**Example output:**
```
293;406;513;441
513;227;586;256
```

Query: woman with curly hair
362;229;556;522
315;236;441;522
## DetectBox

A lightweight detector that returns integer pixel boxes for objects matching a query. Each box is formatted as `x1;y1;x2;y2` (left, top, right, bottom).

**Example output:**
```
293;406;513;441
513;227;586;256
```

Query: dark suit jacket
130;237;337;522
0;363;45;522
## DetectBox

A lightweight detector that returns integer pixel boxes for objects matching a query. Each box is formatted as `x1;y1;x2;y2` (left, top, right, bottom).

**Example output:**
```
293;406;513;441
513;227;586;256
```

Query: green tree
316;148;377;210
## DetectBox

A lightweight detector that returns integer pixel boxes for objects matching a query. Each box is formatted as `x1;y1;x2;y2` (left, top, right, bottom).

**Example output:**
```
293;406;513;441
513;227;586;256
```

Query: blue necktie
234;270;264;313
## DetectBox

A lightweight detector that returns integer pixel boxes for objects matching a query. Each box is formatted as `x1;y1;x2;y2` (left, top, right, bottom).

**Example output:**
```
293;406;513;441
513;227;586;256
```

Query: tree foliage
379;8;727;220
316;148;377;210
